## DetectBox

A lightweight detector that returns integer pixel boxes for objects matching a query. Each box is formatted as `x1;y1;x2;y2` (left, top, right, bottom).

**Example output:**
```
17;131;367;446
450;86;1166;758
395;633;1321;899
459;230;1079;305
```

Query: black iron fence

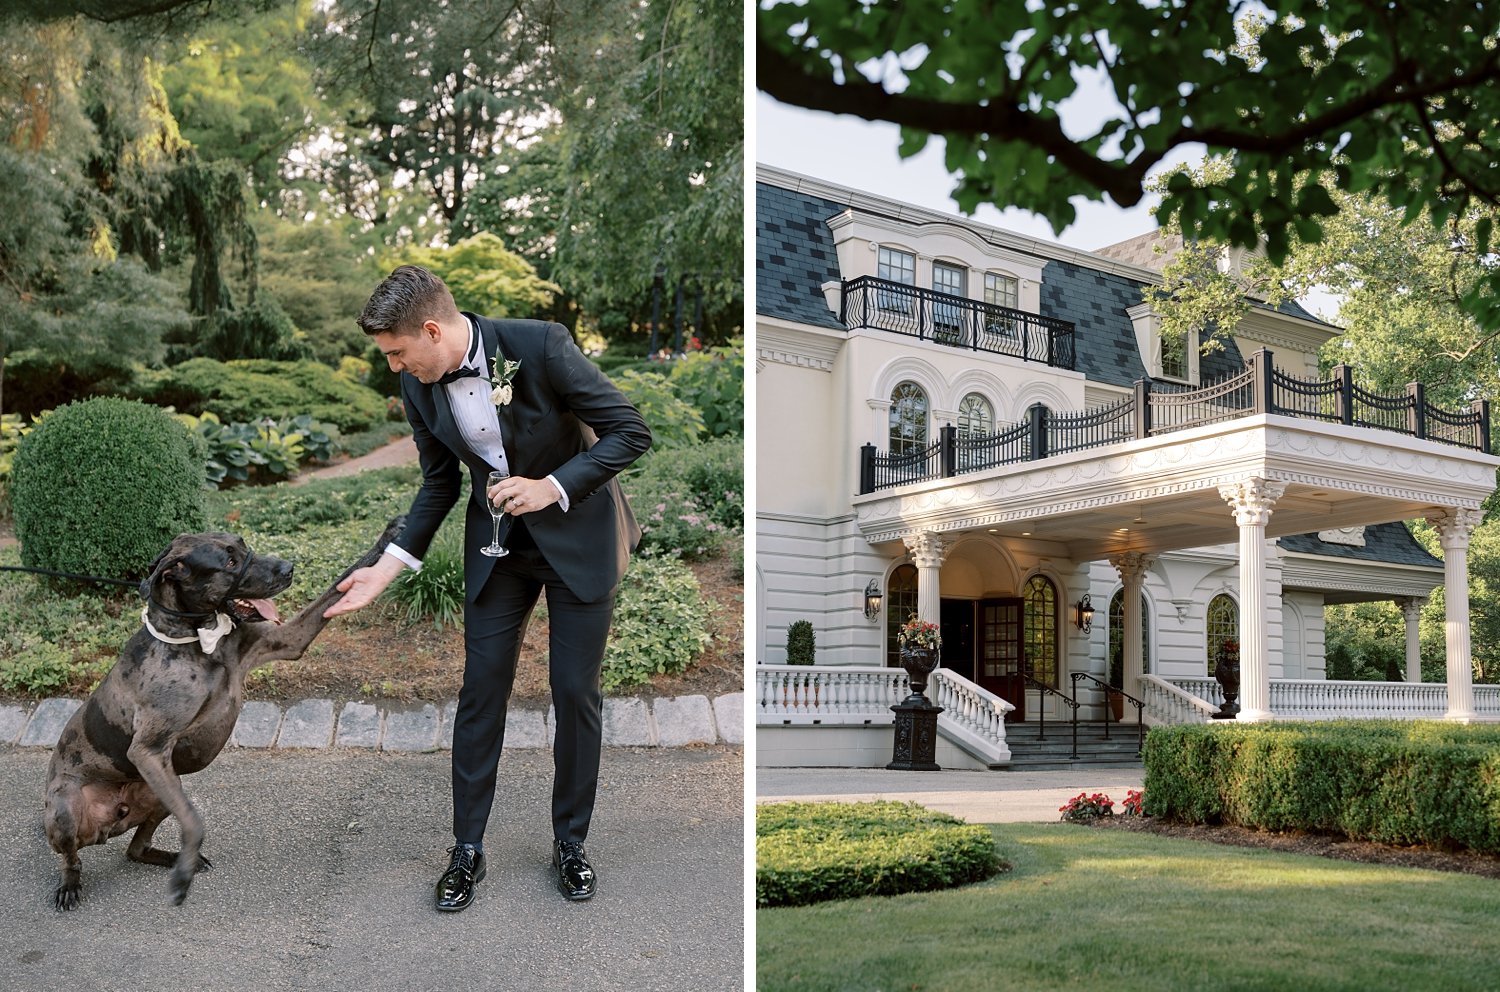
839;276;1076;370
858;349;1491;494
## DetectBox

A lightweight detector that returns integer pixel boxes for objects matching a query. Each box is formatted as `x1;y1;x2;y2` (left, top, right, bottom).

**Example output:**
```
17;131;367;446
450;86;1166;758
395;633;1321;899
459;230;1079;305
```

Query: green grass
757;822;1500;991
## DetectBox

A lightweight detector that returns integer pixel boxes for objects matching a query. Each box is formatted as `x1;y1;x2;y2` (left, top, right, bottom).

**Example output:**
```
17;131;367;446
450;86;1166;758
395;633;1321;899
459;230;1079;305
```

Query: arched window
957;393;993;438
885;564;918;669
1022;575;1058;687
1108;590;1151;688
889;382;929;455
1206;594;1238;675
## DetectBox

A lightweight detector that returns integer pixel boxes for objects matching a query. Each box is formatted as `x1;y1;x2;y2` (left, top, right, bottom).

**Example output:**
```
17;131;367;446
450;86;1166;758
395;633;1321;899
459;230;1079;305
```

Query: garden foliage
757;801;1005;908
668;340;744;438
134;358;387;433
11;397;208;583
612;368;705;450
1144;722;1500;854
603;556;712;691
620;436;743;560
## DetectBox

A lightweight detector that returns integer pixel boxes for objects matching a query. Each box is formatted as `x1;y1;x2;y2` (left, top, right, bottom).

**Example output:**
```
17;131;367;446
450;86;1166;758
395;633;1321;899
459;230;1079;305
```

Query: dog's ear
139;542;187;600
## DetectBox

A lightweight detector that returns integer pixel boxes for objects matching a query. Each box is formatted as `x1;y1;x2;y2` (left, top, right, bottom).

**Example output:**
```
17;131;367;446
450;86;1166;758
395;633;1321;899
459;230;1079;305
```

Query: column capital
903;530;949;569
1427;507;1484;550
1108;551;1156;583
1394;596;1427;622
1219;477;1287;528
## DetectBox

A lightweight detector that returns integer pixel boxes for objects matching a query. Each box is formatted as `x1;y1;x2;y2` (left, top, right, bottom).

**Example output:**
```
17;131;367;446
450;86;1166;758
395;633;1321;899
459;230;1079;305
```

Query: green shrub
134;357;386;433
757;801;1005;907
603;556;712;691
623;436;743;535
1144;721;1500;854
612;368;705;450
181;412;341;486
0;640;73;694
0;350;139;418
198;298;313;362
387;517;465;628
668;340;744;438
212;465;416;535
786;620;815;665
11;397;208;583
624;475;728;561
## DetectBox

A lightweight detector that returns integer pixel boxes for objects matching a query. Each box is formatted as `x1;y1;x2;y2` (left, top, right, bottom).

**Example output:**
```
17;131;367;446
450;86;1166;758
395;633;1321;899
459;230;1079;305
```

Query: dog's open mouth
230;598;282;624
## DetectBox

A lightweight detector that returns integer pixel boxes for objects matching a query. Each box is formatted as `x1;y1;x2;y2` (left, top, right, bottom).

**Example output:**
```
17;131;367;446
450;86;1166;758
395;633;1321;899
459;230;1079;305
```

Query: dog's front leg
125;738;205;905
240;515;406;669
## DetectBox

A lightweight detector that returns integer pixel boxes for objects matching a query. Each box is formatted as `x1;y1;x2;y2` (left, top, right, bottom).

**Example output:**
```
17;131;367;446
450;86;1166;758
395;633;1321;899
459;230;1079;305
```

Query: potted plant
786;619;816;706
1212;637;1241;718
896;614;942;697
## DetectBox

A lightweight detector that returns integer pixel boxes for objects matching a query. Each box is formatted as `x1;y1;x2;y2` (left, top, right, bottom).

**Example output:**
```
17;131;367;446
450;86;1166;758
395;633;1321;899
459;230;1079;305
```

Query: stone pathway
3;692;744;751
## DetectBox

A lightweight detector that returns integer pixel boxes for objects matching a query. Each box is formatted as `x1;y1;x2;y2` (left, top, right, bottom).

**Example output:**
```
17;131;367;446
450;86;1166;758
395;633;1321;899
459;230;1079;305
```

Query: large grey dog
42;516;405;910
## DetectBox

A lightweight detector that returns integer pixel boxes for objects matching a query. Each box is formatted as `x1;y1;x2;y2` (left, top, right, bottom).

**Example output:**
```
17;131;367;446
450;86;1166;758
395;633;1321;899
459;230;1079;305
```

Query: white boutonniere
490;349;521;406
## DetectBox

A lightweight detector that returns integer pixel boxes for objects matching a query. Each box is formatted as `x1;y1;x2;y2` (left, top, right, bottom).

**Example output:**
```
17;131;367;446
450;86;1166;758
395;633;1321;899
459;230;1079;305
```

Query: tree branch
756;35;1154;206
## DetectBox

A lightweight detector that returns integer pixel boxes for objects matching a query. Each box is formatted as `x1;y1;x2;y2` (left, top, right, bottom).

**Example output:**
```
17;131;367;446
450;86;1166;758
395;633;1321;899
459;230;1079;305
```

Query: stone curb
0;692;745;752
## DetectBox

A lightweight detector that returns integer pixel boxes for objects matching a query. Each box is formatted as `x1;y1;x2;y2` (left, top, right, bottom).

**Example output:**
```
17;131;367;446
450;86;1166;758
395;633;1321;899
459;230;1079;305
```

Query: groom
325;265;651;910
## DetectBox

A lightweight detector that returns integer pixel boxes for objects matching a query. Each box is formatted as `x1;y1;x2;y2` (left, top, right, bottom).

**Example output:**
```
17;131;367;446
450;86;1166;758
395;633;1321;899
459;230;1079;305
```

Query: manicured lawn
757;822;1500;991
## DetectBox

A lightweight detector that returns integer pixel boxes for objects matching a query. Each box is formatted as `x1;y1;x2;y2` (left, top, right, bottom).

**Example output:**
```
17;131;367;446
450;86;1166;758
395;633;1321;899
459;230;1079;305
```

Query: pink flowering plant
1122;789;1146;817
1059;791;1115;821
897;614;942;650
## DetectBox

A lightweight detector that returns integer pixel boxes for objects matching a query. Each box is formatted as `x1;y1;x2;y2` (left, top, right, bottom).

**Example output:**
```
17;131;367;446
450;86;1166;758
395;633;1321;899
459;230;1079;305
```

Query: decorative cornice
758;347;834;372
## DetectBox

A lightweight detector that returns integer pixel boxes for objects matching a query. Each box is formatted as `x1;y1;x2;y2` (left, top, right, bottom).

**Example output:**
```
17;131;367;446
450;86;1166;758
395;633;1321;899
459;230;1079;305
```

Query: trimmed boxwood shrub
11;397;208;583
1144;721;1500;854
757;801;1005;907
135;357;386;433
603;556;712;691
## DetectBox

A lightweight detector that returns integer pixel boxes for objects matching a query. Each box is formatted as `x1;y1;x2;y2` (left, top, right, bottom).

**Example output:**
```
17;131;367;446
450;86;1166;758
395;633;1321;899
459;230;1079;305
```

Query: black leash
0;564;139;589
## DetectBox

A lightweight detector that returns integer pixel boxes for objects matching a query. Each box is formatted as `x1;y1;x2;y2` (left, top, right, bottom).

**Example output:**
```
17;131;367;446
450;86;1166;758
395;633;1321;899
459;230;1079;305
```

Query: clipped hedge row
757;801;1005;908
1144;721;1500;854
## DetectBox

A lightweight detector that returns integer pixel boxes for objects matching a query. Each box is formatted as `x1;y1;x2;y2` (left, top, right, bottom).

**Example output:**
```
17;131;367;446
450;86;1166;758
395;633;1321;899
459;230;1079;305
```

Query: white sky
755;91;1180;255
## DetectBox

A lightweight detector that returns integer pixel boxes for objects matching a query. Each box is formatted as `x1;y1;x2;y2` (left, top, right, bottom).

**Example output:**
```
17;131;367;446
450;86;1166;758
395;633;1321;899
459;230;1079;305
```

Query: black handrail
856;348;1492;494
1071;672;1145;756
1021;673;1081;759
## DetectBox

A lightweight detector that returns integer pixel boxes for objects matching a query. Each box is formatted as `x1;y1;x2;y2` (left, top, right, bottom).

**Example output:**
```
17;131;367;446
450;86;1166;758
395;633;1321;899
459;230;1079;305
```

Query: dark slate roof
1278;522;1442;568
755;182;846;330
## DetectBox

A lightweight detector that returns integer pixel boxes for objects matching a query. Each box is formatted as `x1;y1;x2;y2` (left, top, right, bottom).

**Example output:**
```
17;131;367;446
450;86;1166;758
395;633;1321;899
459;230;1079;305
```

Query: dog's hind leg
44;784;85;911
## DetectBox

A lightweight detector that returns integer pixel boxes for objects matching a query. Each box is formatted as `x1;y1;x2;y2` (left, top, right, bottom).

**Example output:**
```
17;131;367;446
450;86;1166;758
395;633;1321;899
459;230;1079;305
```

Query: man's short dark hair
357;265;460;337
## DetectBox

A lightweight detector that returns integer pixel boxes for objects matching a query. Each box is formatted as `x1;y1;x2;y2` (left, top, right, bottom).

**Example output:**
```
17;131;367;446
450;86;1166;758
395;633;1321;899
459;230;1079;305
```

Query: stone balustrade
1163;676;1500;722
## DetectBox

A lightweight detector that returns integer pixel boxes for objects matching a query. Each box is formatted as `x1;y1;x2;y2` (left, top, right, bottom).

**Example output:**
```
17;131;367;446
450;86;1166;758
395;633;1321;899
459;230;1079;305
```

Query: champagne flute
481;469;511;557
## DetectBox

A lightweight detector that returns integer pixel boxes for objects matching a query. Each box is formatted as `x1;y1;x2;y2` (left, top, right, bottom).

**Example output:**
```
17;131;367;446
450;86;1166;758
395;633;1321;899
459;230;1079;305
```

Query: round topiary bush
11;397;208;583
757;801;1006;907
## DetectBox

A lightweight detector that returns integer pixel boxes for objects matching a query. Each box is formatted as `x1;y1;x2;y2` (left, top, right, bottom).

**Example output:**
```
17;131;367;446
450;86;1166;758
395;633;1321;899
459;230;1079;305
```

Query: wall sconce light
864;579;882;620
1076;593;1095;633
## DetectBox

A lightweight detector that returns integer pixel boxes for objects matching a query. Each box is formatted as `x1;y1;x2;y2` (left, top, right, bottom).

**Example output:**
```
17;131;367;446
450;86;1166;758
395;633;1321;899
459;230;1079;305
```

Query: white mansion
754;165;1499;768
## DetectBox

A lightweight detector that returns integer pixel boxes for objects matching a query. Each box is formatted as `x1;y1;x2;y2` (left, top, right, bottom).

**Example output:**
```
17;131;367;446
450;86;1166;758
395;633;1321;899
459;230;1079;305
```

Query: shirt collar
459;317;482;373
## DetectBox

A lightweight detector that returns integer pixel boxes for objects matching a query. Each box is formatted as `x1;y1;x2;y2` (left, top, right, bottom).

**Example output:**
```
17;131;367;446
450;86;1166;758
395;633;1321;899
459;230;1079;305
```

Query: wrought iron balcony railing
839;276;1076;370
858;349;1492;494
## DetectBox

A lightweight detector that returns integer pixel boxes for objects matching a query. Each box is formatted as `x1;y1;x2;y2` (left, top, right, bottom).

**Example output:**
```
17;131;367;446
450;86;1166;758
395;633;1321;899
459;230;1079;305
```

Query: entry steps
1003;720;1144;770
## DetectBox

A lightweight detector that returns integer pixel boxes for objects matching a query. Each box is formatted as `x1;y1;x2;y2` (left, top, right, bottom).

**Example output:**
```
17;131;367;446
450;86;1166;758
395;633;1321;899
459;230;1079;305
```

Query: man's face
372;324;446;383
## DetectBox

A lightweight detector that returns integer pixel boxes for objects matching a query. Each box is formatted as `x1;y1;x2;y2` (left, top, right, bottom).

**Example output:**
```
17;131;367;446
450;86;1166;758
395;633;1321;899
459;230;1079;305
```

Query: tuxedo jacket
395;315;652;604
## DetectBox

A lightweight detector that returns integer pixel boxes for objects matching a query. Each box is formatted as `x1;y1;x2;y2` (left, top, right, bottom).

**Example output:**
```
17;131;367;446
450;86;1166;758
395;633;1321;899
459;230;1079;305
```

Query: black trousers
451;523;615;846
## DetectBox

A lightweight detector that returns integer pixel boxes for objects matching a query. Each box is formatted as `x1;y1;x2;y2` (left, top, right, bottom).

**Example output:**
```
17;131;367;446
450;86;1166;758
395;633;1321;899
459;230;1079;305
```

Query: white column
903;531;948;626
1395;597;1426;683
1428;509;1483;722
1108;551;1155;696
1219;477;1287;722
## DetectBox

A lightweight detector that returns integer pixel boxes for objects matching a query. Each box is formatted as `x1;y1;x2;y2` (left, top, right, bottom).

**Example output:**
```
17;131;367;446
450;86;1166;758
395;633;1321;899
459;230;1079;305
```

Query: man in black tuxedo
325;265;651;910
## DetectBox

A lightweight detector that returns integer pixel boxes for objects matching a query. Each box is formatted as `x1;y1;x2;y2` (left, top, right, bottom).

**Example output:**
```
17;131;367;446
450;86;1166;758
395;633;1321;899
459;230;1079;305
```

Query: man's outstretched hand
324;553;407;618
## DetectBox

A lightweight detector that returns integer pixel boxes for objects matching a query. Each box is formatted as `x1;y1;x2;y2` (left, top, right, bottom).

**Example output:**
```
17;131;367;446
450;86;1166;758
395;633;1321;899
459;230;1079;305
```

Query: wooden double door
940;597;1027;721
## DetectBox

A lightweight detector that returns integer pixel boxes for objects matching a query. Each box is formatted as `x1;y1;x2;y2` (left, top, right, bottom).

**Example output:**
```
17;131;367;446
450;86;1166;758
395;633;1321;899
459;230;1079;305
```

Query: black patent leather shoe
435;844;486;912
553;840;596;901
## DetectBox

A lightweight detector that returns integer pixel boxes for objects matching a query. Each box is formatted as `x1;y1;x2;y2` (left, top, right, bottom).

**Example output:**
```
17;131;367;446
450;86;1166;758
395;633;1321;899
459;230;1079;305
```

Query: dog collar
141;607;235;655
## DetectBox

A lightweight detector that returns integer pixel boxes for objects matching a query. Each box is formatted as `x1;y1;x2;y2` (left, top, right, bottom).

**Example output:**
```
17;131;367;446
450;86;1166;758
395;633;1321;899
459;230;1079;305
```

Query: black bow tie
438;366;484;385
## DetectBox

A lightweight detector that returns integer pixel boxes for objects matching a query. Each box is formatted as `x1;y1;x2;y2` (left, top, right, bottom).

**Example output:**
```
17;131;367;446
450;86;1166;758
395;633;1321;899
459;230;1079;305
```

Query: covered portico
854;413;1500;721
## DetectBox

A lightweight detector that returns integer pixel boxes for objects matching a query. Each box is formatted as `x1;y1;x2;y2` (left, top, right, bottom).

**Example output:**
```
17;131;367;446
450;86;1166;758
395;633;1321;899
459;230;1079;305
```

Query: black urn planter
889;644;943;771
1212;654;1241;719
898;645;940;701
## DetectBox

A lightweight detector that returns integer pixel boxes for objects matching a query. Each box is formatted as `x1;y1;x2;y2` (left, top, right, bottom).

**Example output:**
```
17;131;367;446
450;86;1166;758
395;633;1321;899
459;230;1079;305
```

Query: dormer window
1160;327;1191;381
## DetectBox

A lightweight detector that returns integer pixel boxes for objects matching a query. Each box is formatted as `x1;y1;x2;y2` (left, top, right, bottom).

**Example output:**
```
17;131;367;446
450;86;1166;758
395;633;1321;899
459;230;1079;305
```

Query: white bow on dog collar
141;607;235;655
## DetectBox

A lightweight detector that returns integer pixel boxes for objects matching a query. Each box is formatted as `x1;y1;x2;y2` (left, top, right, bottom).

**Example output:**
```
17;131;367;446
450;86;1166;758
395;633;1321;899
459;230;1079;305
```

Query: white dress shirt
387;318;567;572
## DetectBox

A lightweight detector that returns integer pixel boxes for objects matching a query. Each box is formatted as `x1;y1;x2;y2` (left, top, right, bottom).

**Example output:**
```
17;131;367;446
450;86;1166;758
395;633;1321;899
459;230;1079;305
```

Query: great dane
42;516;405;910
